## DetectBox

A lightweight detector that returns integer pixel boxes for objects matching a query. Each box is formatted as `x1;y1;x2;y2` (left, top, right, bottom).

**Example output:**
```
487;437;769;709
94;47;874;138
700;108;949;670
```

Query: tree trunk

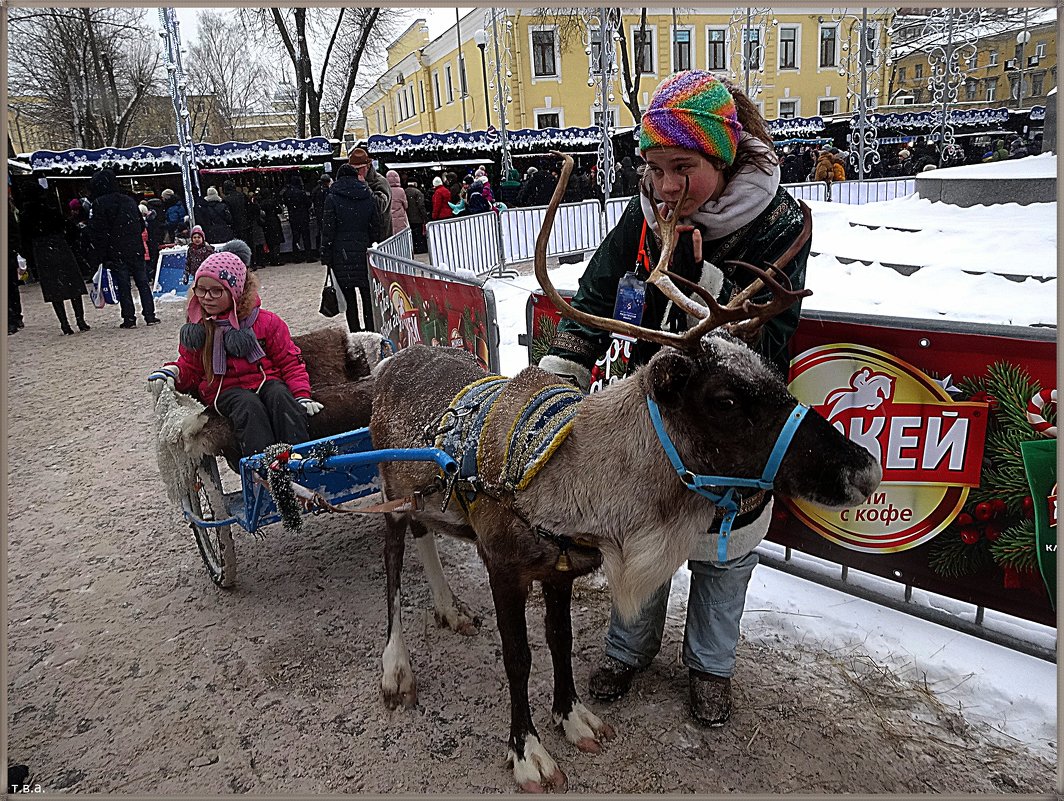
331;8;380;139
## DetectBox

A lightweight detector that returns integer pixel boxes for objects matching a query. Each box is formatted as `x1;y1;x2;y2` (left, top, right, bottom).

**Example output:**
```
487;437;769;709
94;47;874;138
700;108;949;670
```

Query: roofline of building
387;17;428;51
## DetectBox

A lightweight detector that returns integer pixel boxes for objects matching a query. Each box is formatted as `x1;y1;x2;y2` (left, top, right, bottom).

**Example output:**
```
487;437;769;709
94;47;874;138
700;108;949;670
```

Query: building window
445;63;454;103
382;107;388;131
742;27;762;71
861;23;878;66
898;66;906;82
432;72;441;109
819;98;838;116
593;108;618;127
532;29;558;77
674;28;691;71
707;28;727;71
913;88;923;103
1032;72;1045;96
195;100;206;113
590;27;604;72
985;77;997;101
779;26;798;69
778;99;798;119
915;63;923;80
1035;42;1046;58
988;50;998;66
536;111;561;129
419;81;426;113
819;25;837;67
965;79;977;101
633;26;654;74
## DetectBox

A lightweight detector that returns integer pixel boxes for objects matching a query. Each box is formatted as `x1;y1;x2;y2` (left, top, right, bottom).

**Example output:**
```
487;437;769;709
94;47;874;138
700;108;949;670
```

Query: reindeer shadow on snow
368;153;882;792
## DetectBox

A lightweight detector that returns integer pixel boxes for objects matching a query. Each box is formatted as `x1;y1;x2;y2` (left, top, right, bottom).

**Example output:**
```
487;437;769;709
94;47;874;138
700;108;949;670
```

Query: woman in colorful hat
540;71;812;728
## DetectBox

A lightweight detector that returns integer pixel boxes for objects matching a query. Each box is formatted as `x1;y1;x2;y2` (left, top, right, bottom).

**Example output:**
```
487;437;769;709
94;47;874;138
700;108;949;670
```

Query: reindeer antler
534;152;810;352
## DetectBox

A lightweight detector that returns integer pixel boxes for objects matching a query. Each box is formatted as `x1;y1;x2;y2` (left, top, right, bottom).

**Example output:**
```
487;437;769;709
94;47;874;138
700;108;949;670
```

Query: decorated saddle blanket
434;372;584;506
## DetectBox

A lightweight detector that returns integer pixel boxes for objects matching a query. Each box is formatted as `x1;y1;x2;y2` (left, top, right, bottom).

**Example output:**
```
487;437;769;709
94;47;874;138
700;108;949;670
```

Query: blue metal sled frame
181;427;457;535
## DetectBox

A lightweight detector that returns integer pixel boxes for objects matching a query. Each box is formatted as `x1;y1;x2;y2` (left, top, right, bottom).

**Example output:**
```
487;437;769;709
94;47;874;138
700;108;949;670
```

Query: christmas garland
262;443;303;532
928;361;1054;589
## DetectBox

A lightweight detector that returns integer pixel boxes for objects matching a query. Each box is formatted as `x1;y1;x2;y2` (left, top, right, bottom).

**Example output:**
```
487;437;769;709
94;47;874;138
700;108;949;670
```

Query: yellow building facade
357;8;895;137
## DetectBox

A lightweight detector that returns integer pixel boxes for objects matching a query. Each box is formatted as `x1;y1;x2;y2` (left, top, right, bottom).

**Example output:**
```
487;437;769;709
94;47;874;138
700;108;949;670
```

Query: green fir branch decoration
263;443;303;532
986;361;1043;435
928;531;994;578
530;316;558;366
988;521;1038;572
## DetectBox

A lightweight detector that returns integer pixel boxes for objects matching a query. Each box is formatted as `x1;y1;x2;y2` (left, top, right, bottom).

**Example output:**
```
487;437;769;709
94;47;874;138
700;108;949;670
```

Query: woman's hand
675;224;703;263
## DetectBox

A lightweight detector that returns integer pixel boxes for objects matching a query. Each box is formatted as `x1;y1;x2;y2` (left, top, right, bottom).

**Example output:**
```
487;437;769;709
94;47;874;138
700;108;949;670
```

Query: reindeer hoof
556;703;614;753
381;683;418;710
380;658;417;710
434;598;481;636
509;736;567;793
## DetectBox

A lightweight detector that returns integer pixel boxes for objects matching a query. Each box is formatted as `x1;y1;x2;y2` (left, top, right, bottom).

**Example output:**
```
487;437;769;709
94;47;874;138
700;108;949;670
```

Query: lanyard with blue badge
589;221;651;394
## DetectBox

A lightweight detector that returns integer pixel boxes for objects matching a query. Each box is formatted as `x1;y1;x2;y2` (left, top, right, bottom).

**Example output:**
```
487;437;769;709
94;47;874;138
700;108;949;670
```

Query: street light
1016;24;1031;110
474;28;491;129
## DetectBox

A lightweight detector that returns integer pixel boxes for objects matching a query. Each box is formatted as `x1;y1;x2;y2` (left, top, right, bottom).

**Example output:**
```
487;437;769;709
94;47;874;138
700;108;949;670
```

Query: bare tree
238;8;403;139
8;7;162;148
186;10;271;140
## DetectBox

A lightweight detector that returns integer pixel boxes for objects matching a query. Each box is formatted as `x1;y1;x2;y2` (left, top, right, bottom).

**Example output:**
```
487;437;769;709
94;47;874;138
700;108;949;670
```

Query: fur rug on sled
150;327;388;506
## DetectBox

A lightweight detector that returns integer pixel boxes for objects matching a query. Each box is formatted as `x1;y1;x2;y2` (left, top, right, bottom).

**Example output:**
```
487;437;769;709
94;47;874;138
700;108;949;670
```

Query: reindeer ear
647;351;693;407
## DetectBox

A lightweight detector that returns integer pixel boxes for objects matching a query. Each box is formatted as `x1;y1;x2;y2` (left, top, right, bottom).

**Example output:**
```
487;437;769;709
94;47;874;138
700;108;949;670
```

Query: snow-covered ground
483;185;1057;762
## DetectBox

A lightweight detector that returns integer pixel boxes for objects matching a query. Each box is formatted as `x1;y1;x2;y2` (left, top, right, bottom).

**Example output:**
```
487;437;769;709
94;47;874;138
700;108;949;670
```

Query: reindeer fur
371;338;881;792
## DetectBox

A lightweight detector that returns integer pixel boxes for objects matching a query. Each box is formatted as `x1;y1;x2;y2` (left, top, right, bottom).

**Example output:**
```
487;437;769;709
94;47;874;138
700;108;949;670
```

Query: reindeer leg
543;579;616;754
489;571;567;793
381;512;417;709
411;520;480;636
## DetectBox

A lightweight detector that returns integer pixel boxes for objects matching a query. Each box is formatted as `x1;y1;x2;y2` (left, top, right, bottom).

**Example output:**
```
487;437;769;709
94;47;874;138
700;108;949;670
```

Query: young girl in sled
149;242;323;459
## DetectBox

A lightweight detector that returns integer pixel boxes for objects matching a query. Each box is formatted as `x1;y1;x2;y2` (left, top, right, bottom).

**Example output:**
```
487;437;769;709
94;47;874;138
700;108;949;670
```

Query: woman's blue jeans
602;551;758;678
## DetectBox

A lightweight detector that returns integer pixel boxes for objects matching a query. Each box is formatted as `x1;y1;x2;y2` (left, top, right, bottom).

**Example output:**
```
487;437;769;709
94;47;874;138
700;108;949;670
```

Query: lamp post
474;29;491;129
1016;17;1031;110
489;10;513;178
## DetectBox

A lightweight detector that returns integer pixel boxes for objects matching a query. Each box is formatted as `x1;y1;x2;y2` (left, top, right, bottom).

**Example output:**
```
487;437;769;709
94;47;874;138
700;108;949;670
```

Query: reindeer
368;153;882;792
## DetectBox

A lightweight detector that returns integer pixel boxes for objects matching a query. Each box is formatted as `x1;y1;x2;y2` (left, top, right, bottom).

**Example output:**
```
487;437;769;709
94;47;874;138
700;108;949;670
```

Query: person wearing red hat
148;244;322;457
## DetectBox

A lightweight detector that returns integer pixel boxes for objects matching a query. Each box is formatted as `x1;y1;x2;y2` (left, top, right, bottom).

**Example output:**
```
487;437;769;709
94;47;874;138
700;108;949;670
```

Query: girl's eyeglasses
193;286;227;300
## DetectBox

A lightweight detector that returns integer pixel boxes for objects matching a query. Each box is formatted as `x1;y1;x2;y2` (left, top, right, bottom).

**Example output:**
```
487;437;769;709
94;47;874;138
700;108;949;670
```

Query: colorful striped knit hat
639;71;743;166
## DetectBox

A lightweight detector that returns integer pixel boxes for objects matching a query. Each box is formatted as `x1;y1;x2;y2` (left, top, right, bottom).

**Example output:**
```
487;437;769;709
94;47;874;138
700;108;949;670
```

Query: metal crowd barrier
426;211;502;276
784;181;830;203
830;177;916;204
367;242;502;374
499;200;601;263
373;226;413;261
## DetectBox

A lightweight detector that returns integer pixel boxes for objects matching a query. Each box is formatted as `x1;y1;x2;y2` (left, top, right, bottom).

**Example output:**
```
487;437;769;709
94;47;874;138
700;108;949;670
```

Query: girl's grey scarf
639;132;781;241
180;307;265;376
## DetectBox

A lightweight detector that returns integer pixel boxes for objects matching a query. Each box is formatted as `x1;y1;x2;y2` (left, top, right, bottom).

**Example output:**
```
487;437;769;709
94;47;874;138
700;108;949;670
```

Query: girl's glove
148;365;179;396
299;398;324;416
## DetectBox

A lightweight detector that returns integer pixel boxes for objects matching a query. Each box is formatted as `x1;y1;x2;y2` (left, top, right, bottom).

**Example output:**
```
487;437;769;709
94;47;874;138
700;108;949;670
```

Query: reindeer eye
708;395;738;412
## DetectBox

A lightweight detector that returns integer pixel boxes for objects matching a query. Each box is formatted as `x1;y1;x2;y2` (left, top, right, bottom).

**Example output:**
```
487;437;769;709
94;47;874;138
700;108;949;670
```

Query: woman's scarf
179;306;266;376
639;132;781;241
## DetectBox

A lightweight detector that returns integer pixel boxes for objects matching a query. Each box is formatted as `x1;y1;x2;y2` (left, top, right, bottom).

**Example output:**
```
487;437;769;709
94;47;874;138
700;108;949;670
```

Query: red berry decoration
1022;495;1035;518
984;522;1003;542
956;512;974;526
973;502;993;522
959;526;981;544
990;498;1007;518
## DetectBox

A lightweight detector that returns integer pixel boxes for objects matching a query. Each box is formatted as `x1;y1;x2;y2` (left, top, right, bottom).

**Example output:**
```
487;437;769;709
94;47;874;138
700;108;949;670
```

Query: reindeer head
536;152;881;511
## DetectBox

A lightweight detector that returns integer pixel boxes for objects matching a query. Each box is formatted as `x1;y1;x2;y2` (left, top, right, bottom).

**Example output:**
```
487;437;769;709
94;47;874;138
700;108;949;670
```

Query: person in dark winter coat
86;168;159;328
319;163;381;332
348;147;392;243
197;186;235;243
20;185;91;334
282;173;313;263
466;181;491;214
311;175;332;253
1009;137;1030;159
246;193;267;269
497;168;522;207
161;188;188;241
516;166;557;206
430;176;453;221
144;197;166;267
257;190;284;266
222;180;249;243
541;71;810;730
8;196;25;334
404;180;429;254
65;198;95;281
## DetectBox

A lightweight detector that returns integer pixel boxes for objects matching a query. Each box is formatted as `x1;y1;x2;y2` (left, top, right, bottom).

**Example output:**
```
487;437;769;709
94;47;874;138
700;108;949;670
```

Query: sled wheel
187;457;237;589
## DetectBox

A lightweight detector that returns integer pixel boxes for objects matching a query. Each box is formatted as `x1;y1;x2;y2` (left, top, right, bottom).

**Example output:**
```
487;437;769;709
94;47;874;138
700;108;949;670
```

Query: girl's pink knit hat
187;251;246;327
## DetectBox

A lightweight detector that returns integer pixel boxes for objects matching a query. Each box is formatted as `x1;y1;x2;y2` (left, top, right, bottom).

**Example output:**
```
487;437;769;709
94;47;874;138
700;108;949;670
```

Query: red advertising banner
527;293;1057;626
370;265;492;371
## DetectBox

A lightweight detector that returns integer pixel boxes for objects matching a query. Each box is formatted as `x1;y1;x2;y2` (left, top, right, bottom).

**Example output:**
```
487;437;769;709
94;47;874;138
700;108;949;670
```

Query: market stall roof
27;137;339;176
385;158;493;170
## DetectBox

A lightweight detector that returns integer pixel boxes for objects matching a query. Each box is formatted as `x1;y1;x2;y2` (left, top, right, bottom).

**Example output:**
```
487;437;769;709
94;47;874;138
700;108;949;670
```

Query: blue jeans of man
110;259;156;324
603;551;758;678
